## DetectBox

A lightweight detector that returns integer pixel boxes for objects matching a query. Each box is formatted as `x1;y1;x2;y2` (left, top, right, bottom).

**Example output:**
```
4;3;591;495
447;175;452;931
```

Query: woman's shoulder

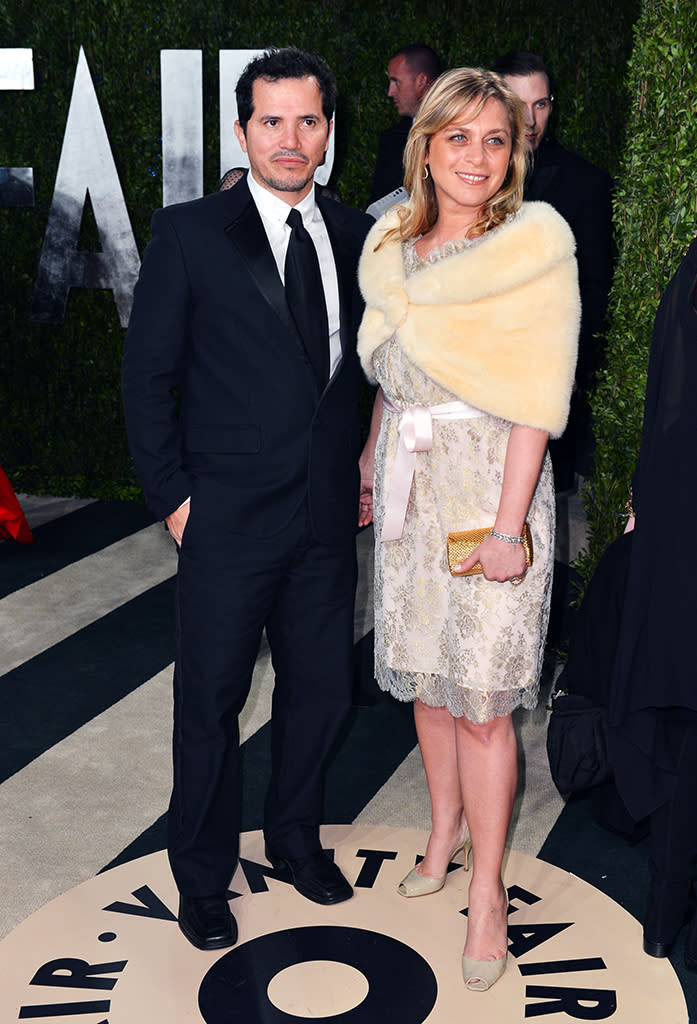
359;207;408;279
515;201;577;257
358;207;410;310
365;203;407;245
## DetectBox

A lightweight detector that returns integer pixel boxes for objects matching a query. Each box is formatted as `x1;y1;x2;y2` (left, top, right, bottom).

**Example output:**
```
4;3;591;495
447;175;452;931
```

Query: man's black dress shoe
178;895;237;951
265;845;353;905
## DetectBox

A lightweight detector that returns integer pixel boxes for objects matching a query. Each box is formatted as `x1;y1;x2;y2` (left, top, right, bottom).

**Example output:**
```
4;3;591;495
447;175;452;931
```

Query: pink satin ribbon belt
381;397;482;541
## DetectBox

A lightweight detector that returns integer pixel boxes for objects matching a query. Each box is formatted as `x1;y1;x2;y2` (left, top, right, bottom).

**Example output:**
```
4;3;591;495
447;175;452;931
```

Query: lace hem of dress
376;665;538;724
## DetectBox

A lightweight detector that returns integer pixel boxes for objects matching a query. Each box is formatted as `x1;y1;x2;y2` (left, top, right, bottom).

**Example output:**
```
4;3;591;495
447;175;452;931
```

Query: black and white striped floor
0;496;691;1022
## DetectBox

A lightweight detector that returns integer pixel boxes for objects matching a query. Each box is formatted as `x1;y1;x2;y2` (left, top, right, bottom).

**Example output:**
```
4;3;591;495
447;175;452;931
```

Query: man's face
387;55;429;118
502;71;552;152
234;76;332;204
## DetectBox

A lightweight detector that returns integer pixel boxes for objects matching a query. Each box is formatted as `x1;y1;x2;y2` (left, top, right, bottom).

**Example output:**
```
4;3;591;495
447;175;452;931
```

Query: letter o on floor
199;925;438;1023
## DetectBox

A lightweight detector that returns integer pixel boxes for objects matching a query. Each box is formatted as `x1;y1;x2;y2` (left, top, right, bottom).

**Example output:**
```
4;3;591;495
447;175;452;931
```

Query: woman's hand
455;533;527;582
454;423;548;582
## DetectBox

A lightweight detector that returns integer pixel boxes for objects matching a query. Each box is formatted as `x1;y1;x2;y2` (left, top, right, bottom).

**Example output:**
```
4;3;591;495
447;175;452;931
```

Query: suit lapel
223;181;356;398
526;140;563;203
526;162;559;202
318;192;353;363
223;182;300;344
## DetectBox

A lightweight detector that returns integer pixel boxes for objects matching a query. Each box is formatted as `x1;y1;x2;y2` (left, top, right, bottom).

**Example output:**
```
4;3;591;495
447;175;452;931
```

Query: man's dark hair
236;47;337;134
391;44;442;83
491;50;555;98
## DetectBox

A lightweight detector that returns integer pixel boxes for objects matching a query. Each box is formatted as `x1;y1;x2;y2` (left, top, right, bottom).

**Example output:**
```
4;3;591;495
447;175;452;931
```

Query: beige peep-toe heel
398;835;471;897
462;878;508;990
462;952;507;991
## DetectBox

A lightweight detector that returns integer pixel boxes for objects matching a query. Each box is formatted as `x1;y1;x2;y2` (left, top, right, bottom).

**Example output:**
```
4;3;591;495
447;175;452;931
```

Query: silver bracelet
490;528;525;545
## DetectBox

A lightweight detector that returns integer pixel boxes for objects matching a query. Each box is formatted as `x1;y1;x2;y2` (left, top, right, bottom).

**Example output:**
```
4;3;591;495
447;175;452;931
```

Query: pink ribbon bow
380;399;482;541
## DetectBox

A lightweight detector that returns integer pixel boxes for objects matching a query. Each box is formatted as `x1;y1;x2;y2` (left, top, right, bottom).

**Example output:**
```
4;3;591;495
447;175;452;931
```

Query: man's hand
358;387;382;528
358;481;374;528
165;501;190;547
358;451;374;527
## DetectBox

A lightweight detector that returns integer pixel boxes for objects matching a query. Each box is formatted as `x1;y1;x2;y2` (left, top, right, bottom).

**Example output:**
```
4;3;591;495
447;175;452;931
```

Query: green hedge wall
577;0;697;584
0;0;639;499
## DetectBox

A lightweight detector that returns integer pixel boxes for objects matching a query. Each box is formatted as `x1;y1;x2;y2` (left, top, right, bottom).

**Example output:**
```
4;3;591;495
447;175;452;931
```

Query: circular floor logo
0;825;687;1022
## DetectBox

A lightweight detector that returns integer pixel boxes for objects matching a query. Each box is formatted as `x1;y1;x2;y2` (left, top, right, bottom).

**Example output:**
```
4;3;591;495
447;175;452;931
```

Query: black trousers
168;494;356;898
648;710;697;885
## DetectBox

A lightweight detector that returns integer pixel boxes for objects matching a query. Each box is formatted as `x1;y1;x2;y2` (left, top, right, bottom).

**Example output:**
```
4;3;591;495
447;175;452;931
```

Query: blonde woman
358;67;579;991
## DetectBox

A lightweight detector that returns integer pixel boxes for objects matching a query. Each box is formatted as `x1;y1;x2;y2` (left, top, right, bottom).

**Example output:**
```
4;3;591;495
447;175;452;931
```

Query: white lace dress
372;238;555;723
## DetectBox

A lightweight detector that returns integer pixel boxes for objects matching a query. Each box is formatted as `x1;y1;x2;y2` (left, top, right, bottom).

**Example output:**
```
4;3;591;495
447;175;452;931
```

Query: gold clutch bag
447;523;533;577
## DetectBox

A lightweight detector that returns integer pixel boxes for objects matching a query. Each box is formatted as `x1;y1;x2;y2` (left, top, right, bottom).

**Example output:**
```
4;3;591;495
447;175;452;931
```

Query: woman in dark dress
609;238;697;964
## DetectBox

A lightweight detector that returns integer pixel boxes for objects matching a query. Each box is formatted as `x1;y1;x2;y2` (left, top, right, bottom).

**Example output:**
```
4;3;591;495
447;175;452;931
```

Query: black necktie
284;208;329;388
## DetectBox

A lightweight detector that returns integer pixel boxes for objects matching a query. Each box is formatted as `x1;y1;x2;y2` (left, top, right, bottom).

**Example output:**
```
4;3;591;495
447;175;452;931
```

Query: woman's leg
455;712;517;963
413;700;469;877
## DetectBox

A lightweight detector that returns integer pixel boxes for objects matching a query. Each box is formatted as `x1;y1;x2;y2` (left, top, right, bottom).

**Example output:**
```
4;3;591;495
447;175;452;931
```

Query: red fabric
0;467;34;543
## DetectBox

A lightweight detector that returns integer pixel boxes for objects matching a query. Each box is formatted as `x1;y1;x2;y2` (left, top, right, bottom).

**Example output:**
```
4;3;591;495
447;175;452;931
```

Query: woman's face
426;97;512;222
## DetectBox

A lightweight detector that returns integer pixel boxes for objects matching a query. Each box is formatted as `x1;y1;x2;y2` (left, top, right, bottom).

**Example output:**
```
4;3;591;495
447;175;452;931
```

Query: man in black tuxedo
493;50;613;490
367;44;441;206
122;47;372;951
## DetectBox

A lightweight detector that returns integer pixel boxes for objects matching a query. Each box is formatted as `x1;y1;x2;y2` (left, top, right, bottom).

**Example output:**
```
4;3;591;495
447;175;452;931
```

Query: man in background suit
122;47;372;951
493;50;613;491
367;44;441;205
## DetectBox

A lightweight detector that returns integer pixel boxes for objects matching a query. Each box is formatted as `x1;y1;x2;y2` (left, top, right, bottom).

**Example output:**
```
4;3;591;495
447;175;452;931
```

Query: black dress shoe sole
266;851;353;906
178;917;237;950
643;937;671;958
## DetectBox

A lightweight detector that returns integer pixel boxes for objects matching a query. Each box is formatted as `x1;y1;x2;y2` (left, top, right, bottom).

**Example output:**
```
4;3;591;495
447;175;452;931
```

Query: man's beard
261;170;315;193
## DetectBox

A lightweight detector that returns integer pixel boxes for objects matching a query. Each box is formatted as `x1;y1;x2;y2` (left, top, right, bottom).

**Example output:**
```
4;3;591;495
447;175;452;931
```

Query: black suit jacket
368;118;411;206
525;136;613;387
122;178;372;544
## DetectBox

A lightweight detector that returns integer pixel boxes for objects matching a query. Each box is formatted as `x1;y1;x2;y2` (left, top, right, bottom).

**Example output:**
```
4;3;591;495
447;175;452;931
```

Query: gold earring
423;165;429;180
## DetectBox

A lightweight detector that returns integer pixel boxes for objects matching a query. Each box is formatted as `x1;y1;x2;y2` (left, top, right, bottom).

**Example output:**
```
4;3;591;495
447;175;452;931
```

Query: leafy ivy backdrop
578;0;697;582
1;0;640;503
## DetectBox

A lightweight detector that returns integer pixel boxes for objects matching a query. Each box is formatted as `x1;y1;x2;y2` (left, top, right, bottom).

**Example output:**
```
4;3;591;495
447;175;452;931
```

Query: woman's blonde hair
380;67;526;246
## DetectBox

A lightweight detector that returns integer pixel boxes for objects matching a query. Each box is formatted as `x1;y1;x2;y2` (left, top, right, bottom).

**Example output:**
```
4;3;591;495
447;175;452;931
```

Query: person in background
217;166;246;190
609;239;697;967
357;67;579;991
0;467;33;544
492;49;613;493
367;44;442;206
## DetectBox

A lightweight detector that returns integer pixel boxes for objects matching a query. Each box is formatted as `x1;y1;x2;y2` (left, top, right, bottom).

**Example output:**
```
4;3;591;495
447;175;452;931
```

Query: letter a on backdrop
31;48;140;328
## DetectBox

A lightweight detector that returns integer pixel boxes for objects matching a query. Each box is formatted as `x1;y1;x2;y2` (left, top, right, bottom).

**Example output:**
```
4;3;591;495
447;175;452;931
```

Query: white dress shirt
247;172;342;378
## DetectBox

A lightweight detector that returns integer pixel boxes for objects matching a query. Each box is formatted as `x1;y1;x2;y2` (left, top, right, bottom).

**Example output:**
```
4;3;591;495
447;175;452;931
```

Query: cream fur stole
357;201;580;438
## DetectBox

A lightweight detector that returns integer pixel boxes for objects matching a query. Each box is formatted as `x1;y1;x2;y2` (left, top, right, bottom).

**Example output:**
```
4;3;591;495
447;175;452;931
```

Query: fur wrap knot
357;201;581;438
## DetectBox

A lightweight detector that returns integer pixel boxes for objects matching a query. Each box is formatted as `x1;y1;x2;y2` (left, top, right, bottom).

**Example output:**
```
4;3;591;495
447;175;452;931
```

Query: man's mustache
271;150;309;163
